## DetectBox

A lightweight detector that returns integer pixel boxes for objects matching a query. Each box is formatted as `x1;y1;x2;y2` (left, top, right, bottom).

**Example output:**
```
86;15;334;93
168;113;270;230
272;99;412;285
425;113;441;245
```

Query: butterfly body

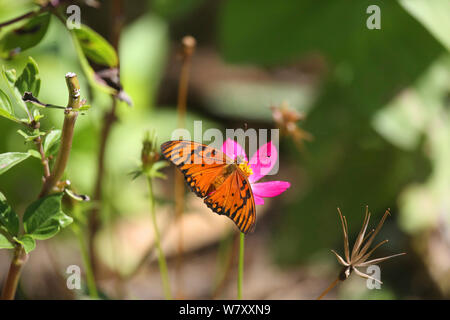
161;140;256;234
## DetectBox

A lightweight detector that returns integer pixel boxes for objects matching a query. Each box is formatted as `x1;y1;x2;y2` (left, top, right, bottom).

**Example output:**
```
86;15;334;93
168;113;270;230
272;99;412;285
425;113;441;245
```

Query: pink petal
221;138;248;162
254;195;265;205
248;141;278;183
251;181;290;198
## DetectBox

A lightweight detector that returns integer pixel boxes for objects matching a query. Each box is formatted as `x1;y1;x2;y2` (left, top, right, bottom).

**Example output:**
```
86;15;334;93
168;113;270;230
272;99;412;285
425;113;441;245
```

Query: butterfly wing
161;140;229;197
204;168;256;234
161;140;256;234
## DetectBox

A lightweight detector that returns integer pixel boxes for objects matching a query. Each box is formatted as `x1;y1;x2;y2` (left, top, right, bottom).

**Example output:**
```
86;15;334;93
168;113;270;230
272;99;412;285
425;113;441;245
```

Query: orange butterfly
161;140;256;234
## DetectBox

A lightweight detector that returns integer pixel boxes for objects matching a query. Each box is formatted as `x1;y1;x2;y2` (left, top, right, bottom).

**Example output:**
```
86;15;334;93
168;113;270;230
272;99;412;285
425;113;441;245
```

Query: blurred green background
0;0;449;299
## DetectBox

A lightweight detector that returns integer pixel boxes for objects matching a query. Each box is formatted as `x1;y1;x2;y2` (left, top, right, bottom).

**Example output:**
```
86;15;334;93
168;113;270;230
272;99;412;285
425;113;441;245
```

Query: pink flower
222;138;290;205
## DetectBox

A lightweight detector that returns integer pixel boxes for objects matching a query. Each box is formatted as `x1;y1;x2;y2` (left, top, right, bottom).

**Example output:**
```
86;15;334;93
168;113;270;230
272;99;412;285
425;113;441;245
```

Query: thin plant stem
88;97;117;275
35;135;50;178
212;231;238;299
316;276;340;300
87;0;123;279
237;232;245;300
148;177;172;300
174;35;196;298
72;214;98;299
1;72;81;300
39;73;81;198
0;10;39;28
1;247;27;300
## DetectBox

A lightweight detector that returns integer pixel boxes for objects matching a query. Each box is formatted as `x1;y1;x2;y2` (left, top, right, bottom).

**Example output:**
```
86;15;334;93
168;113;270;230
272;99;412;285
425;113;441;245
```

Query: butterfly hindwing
204;169;256;234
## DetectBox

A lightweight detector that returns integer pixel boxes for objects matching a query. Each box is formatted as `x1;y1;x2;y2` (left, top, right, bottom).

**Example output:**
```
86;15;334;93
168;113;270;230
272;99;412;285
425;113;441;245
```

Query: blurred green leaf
0;12;51;59
0;152;31;175
27;149;41;159
152;0;206;21
70;24;129;101
79;104;91;111
120;14;168;109
2;57;41;120
399;0;450;52
0;88;19;122
23;193;73;240
15;56;41;97
144;160;169;179
0;233;14;249
0;191;19;236
0;88;13;115
72;24;118;68
14;234;36;254
17;128;45;141
219;0;443;116
43;129;61;157
2;66;28;117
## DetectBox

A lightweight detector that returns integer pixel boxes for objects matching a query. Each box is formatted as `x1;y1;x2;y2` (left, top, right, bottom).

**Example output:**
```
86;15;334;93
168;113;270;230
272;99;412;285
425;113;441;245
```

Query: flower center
238;161;253;177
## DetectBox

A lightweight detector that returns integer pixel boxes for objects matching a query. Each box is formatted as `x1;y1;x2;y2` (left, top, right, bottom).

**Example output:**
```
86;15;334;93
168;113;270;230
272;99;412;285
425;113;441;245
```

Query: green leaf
17;128;45;141
70;24;129;101
0;13;51;59
79;104;91;111
27;149;41;159
72;24;118;68
0;233;15;250
0;152;31;175
2;67;27;116
0;191;19;237
15;57;41;97
14;235;36;254
0;88;13;115
43;129;61;157
399;0;450;52
23;193;73;240
1;58;41;120
0;89;19;122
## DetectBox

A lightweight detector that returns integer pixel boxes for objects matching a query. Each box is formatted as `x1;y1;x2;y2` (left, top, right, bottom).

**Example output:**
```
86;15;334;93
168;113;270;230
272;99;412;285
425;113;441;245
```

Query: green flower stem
147;177;172;300
72;220;98;299
238;232;245;300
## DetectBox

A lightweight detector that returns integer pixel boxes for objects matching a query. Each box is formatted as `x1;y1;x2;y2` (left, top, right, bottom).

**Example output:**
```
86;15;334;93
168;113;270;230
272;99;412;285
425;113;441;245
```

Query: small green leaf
27;149;41;159
32;108;44;121
0;88;13;116
1;58;41;123
0;88;21;121
0;191;19;236
14;235;36;254
15;57;41;97
43;129;61;157
2;67;26;114
399;0;450;52
23;193;73;240
145;160;169;179
73;24;118;68
0;13;51;59
79;104;91;111
17;128;45;141
0;152;31;175
0;232;15;250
